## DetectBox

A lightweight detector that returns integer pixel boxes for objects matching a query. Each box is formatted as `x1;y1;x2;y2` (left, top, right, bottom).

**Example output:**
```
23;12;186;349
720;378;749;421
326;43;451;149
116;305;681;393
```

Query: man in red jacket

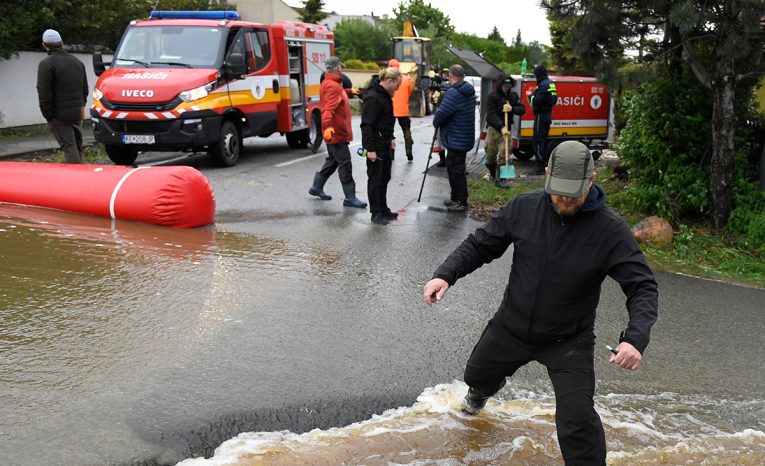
308;57;366;208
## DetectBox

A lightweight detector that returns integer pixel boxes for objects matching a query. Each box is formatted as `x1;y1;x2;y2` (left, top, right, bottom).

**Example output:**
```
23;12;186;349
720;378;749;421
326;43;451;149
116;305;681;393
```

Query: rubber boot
342;182;367;208
486;163;497;182
434;153;446;168
308;172;332;200
404;128;413;161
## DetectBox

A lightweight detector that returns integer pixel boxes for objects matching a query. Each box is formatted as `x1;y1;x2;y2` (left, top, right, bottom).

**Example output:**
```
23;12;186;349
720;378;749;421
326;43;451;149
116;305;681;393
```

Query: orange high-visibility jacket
392;75;412;117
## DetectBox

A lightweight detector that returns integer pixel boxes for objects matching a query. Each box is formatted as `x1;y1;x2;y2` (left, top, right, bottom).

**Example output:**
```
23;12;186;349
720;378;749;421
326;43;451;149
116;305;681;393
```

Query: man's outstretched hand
423;278;449;306
610;342;642;371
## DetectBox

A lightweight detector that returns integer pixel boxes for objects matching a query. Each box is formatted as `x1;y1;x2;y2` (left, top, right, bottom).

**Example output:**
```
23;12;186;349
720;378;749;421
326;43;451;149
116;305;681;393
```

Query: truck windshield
114;26;226;69
393;39;423;64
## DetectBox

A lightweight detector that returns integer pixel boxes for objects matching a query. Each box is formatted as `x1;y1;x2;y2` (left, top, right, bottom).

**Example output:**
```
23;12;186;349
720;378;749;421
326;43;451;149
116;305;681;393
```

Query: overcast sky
286;0;552;46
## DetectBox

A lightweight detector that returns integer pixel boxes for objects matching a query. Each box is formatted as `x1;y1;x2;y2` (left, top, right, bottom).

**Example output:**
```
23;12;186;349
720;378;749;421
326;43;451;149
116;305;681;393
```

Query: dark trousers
50;119;83;163
396;116;413;154
445;149;468;203
533;113;552;164
366;150;392;215
319;143;354;184
464;320;606;466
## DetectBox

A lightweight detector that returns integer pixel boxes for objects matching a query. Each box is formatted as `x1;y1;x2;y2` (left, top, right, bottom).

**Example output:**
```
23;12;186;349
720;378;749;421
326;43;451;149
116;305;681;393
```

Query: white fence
0;51;102;129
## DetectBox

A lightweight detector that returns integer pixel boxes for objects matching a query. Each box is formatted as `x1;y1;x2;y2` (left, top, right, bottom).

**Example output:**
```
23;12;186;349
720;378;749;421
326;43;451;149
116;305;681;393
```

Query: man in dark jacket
528;64;557;172
432;64;475;212
36;29;88;164
308;56;366;208
361;67;402;225
423;141;658;465
485;74;524;187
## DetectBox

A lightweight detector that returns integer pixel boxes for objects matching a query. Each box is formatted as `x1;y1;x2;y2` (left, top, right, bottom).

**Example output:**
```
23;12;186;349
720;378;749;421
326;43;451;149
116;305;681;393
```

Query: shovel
498;104;516;180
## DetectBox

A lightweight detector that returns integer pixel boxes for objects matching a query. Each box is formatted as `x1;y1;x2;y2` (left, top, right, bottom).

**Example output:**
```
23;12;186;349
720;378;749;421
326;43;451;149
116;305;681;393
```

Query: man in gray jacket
36;29;88;163
423;141;658;465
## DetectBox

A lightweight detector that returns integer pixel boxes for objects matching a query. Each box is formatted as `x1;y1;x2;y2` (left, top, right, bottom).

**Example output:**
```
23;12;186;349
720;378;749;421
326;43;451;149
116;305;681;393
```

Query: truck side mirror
93;52;108;76
225;53;246;78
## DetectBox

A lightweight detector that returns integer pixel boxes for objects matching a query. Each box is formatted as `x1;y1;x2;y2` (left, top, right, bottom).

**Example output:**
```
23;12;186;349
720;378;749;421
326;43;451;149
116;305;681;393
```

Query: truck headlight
179;82;215;102
92;87;103;102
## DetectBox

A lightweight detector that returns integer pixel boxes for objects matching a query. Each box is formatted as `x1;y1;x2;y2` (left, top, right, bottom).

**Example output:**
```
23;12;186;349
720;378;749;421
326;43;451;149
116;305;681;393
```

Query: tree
0;0;235;58
547;14;587;75
299;0;328;24
670;0;765;228
487;26;503;43
451;31;508;71
392;0;454;40
333;19;391;62
514;29;522;47
543;0;765;230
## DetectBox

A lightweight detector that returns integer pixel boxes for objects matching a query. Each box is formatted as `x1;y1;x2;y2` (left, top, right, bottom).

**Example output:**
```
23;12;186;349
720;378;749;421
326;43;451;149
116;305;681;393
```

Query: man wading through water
423;141;659;465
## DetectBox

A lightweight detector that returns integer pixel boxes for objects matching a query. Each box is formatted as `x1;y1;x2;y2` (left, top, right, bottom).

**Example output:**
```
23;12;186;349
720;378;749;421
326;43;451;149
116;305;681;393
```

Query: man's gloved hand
501;127;509;136
502;102;512;113
323;127;335;142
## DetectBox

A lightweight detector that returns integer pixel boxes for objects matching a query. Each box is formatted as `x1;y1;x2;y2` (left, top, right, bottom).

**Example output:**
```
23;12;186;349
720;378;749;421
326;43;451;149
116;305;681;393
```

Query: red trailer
511;75;610;160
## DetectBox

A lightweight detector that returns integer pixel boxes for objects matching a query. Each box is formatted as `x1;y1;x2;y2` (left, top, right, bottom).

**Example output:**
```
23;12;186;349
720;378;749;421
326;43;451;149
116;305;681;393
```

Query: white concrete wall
238;0;299;24
0;51;105;129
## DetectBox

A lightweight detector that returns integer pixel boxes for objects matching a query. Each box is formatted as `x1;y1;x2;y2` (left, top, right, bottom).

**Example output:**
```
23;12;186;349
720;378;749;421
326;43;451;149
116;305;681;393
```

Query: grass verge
467;166;765;289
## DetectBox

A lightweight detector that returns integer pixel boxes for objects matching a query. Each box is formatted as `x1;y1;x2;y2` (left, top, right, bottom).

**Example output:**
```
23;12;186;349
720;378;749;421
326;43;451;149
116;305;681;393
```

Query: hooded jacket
433;185;658;353
360;82;395;154
486;76;524;132
531;65;557;115
433;80;476;151
320;72;353;144
36;49;88;121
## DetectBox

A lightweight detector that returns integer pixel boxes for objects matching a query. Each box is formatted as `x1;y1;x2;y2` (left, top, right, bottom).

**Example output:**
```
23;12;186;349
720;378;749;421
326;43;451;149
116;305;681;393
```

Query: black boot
308;173;332;200
404;129;413;161
341;182;367;208
461;379;506;415
371;213;390;225
486;163;497;182
434;153;446;168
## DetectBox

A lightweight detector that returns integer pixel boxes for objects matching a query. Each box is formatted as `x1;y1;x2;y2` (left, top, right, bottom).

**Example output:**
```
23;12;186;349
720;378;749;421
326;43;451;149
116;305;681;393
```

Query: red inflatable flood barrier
0;162;215;228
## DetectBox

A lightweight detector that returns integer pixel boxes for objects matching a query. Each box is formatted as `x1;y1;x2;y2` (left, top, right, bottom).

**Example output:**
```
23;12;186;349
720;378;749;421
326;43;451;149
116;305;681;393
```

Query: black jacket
36;49;88;121
433;186;658;353
531;65;557;115
360;82;395;154
486;80;524;132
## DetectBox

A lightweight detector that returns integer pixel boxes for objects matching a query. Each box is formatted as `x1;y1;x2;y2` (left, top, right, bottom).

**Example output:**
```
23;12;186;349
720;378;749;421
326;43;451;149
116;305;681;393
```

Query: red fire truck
91;11;333;166
511;75;610;160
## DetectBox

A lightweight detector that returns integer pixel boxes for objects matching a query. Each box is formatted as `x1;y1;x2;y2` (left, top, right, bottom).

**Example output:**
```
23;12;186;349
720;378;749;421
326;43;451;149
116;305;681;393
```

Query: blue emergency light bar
149;11;240;20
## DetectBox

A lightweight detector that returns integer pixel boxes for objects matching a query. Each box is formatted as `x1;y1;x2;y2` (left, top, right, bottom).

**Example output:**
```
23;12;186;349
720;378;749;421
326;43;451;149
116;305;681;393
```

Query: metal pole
418;128;440;202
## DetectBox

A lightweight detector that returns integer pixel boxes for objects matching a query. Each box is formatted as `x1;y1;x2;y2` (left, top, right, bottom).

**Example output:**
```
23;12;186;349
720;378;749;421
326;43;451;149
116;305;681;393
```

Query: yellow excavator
391;20;432;116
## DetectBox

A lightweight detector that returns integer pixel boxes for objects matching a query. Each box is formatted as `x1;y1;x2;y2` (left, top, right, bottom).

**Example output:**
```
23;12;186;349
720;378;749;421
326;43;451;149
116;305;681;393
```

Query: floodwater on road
1;202;763;466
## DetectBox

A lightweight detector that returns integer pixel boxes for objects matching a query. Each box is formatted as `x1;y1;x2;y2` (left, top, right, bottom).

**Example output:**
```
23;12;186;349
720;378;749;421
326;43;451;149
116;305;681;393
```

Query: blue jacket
433;80;475;151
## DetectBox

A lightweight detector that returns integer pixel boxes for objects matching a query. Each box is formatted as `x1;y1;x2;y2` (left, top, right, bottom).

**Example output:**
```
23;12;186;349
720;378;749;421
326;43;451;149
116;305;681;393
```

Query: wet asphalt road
3;116;764;465
131;116;765;462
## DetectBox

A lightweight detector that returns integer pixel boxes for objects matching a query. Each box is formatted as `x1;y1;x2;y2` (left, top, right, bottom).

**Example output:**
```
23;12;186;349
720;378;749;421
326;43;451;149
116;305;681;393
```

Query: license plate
122;135;155;144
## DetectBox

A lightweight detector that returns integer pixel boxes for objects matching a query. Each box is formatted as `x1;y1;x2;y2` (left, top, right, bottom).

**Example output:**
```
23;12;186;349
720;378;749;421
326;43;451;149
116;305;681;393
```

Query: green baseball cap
544;141;595;197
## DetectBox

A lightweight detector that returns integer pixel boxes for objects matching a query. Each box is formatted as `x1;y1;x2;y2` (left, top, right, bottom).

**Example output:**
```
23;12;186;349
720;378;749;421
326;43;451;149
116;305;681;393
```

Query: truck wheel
286;130;307;149
209;120;241;167
512;147;534;161
105;145;138;165
307;112;322;154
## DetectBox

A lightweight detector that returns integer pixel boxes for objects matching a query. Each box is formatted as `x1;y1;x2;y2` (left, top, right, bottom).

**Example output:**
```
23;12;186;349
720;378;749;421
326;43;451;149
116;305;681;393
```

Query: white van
465;76;481;105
